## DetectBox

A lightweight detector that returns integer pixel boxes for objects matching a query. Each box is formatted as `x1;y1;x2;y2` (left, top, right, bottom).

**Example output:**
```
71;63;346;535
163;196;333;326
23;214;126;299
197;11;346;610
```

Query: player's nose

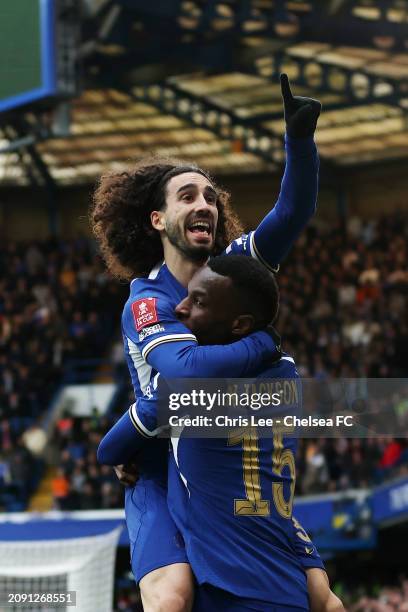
195;192;213;212
175;298;190;319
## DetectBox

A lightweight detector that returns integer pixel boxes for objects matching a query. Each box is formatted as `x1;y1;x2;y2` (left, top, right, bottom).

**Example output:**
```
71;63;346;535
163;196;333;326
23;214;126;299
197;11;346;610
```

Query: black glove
280;73;321;138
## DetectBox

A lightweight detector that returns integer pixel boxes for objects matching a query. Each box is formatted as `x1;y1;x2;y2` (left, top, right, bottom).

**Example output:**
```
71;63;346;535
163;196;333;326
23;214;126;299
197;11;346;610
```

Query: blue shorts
125;476;188;583
193;584;309;612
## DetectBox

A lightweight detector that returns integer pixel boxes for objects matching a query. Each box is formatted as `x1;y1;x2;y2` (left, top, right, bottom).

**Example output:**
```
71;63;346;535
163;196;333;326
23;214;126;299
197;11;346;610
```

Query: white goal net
0;527;121;611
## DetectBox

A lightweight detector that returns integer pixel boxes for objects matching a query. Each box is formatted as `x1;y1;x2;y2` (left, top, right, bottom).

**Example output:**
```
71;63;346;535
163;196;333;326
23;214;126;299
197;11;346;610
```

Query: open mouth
186;220;213;240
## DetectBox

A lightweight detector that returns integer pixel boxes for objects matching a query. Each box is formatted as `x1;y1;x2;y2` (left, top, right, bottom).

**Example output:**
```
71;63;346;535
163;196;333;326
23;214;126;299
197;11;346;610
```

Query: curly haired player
92;75;330;611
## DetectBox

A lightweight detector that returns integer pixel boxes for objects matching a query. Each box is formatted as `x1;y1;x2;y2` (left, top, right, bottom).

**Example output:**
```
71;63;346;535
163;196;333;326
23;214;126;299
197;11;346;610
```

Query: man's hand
113;463;139;487
280;73;321;138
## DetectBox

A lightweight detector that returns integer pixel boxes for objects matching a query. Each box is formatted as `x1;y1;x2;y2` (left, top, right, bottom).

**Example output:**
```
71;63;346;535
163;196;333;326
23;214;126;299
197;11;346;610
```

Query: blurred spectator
116;582;143;611
21;425;47;457
300;440;329;493
0;238;127;510
56;411;74;439
52;414;123;510
51;467;70;510
0;238;126;430
379;440;403;469
347;577;408;611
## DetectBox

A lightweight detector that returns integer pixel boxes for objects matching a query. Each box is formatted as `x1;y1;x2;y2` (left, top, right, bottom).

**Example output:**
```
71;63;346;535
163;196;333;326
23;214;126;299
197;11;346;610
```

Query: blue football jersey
121;250;278;479
121;261;188;480
224;231;279;272
166;356;310;609
121;233;279;398
120;235;290;550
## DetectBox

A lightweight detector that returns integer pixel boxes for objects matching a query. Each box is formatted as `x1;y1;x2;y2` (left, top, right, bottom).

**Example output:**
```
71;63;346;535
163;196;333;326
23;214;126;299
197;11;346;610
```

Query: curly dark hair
90;157;243;280
208;255;279;327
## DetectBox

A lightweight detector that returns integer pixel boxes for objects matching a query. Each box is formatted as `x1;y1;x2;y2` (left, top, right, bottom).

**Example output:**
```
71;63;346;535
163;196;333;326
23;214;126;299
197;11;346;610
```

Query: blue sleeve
240;135;318;271
292;516;325;570
123;294;277;379
97;400;159;465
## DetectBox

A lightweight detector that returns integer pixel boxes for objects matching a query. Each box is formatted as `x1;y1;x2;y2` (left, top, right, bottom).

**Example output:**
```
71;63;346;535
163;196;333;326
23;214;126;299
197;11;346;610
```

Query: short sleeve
292;516;325;570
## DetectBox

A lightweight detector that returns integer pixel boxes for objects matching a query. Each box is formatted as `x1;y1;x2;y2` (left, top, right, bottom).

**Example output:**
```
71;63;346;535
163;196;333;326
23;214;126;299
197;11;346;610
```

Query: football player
98;256;344;612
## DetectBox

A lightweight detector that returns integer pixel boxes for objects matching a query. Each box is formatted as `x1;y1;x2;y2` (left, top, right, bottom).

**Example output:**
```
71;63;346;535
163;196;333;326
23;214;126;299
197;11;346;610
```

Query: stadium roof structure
1;0;408;186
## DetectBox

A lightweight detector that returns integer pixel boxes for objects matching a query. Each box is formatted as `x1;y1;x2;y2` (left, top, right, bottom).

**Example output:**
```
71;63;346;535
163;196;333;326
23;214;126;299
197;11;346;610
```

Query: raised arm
227;75;321;271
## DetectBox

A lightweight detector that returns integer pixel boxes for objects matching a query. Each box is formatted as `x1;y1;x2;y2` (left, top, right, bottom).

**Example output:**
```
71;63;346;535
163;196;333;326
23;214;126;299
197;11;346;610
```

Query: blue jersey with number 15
167;355;310;609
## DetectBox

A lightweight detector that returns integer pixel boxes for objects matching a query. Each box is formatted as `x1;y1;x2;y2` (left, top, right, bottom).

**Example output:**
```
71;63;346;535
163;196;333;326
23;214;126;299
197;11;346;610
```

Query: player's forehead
166;171;214;195
189;266;232;296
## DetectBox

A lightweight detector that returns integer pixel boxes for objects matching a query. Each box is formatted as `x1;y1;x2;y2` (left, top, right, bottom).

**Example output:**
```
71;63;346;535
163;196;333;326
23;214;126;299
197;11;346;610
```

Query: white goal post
0;527;121;611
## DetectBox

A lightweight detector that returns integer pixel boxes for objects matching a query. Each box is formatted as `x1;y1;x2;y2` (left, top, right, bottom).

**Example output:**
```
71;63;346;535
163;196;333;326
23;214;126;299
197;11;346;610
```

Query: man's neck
163;244;208;287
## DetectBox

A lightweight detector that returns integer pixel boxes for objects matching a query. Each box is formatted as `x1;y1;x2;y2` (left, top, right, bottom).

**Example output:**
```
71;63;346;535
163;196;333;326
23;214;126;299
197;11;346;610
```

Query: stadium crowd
278;212;408;494
279;213;408;379
1;212;407;510
50;212;408;507
345;577;408;611
52;412;123;510
0;238;126;509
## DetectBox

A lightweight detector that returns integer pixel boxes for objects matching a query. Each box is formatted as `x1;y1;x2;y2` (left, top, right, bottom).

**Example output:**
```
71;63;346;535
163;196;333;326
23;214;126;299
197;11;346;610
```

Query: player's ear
231;314;255;338
151;210;165;232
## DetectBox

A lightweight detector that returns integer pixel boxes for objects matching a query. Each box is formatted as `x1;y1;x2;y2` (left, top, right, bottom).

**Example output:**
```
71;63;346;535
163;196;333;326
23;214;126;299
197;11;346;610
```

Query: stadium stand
115;582;143;612
2;211;406;512
0;238;127;510
279;212;408;493
278;213;408;380
51;414;123;510
45;211;408;509
342;577;408;611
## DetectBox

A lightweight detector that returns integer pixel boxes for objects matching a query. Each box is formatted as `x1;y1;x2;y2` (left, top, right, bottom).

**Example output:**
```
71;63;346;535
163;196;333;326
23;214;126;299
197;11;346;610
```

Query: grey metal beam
131;81;282;166
240;49;408;109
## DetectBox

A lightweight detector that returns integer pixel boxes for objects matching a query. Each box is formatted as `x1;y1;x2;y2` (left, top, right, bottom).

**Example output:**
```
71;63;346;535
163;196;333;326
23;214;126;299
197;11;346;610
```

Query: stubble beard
166;220;213;263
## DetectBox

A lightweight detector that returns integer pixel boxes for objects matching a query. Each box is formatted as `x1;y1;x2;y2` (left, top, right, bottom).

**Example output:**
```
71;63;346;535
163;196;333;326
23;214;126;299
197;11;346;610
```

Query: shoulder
222;232;279;273
129;264;169;300
121;275;176;338
261;353;299;378
223;232;252;256
277;354;299;377
123;275;173;317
